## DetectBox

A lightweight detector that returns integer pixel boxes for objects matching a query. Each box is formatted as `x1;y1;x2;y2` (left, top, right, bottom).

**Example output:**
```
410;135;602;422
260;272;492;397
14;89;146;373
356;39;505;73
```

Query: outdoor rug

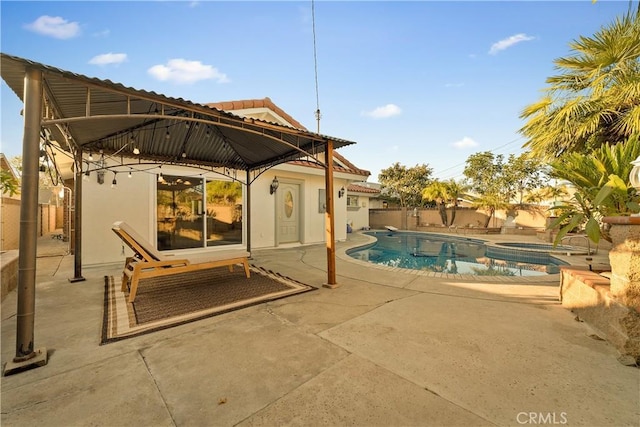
101;265;316;344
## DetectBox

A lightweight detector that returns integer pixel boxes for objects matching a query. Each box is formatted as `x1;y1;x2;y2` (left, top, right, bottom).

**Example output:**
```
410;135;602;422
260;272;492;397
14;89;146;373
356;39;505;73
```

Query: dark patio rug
101;265;315;344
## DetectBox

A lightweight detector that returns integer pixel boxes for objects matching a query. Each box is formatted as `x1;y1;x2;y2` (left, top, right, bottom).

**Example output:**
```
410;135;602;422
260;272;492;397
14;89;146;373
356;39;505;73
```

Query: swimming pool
347;231;568;276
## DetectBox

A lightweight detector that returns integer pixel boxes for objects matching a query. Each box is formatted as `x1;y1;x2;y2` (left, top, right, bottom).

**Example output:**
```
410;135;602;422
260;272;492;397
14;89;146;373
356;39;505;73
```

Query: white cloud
452;136;478;149
89;53;127;66
148;59;230;84
489;33;535;55
93;29;110;38
189;1;200;7
445;82;464;88
362;104;402;119
24;15;81;39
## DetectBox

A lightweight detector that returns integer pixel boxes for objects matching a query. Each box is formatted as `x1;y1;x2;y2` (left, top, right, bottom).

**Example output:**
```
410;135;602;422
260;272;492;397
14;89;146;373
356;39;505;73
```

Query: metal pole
4;67;48;375
323;139;339;288
246;170;251;254
70;149;85;282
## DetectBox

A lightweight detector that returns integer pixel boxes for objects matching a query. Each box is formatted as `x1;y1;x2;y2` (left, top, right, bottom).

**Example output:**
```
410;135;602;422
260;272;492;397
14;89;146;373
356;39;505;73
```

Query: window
157;175;242;250
346;195;359;207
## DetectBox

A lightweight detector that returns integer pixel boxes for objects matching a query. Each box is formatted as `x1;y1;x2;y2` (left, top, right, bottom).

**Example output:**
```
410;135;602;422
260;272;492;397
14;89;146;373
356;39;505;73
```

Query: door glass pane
157;175;204;250
205;180;243;247
284;190;294;218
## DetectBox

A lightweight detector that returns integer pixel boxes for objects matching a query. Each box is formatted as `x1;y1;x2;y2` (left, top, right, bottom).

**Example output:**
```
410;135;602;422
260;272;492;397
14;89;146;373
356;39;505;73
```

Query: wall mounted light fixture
338;187;345;198
270;176;279;195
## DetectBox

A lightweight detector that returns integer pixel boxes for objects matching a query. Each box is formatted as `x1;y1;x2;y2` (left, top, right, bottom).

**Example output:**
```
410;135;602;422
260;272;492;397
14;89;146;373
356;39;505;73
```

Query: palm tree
422;181;450;226
524;184;569;205
520;4;640;160
470;191;510;228
422;179;470;226
444;179;469;226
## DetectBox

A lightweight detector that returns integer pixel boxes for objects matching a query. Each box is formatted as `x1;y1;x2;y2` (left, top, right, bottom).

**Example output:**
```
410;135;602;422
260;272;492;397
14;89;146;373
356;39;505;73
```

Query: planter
603;216;640;309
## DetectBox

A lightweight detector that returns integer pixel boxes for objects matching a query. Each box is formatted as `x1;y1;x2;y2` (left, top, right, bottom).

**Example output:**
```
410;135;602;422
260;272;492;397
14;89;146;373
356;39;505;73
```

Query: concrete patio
1;231;638;426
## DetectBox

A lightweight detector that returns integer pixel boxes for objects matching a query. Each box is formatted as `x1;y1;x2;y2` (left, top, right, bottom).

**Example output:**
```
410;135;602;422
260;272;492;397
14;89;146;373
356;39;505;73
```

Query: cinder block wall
1;197;20;250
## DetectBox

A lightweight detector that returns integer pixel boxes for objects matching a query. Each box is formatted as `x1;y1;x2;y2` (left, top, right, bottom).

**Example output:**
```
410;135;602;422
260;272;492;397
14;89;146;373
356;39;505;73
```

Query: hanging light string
311;0;321;134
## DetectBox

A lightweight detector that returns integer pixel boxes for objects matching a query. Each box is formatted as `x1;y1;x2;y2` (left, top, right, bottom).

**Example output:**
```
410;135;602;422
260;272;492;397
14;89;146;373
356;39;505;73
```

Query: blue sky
0;1;630;182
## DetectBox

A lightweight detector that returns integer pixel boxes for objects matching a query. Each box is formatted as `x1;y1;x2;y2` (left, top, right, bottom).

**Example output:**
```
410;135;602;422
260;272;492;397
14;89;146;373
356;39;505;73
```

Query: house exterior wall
82;160;153;265
346;195;371;231
249;165;348;248
80;158;350;266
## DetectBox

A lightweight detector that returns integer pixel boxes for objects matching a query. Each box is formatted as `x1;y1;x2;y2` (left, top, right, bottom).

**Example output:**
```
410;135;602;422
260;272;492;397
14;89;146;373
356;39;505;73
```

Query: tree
445;179;469;226
463;151;548;226
422;179;469;226
463;152;503;196
470;191;510;228
503;153;548;205
524;183;569;205
464;151;547;205
0;170;19;196
548;136;640;244
378;163;433;207
422;181;450;226
520;4;640;160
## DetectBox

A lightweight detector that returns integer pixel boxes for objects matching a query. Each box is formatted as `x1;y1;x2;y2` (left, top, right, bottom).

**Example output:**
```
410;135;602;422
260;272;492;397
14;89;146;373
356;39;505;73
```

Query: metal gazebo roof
1;53;351;373
0;53;355;173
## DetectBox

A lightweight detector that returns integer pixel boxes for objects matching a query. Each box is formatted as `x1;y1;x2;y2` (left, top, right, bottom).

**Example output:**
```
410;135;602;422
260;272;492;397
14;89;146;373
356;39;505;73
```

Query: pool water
347;231;568;276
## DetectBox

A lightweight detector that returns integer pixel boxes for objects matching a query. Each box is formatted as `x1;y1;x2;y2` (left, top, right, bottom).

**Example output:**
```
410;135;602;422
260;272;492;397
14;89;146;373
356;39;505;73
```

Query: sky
0;0;631;182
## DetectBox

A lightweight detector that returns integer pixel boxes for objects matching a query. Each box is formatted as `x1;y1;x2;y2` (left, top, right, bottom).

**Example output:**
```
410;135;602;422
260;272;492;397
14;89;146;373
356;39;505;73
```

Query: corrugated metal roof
0;53;357;174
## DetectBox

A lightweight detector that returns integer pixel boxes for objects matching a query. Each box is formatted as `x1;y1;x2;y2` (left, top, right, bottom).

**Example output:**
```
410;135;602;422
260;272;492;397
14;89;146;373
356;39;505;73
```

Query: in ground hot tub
486;242;590;265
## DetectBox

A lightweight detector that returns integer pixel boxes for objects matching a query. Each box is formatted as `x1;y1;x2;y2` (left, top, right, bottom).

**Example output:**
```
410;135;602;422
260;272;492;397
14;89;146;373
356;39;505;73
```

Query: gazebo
1;53;357;373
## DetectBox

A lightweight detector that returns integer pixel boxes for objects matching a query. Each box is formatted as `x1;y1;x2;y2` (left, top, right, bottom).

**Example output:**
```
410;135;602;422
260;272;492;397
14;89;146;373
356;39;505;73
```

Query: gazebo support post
246;170;252;254
69;148;85;282
323;139;339;288
4;68;48;376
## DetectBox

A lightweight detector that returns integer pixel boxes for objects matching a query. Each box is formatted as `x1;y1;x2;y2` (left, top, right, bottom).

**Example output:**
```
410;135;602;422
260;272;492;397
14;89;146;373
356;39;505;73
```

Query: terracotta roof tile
347;184;381;194
206;97;307;130
207;97;370;178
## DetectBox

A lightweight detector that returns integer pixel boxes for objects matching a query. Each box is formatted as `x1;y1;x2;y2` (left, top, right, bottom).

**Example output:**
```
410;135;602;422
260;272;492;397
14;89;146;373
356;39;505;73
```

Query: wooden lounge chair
112;221;250;303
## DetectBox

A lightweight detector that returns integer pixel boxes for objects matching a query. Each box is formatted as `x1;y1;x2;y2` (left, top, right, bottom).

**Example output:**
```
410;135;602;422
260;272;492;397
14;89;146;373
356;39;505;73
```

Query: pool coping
337;230;596;284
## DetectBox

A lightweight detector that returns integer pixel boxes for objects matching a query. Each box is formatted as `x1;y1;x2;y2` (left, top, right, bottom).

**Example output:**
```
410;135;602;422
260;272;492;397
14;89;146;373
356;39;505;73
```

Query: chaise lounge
112;221;251;303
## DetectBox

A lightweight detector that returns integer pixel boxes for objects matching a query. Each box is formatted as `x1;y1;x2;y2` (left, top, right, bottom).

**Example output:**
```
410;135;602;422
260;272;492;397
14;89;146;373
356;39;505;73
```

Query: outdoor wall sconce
338;187;345;198
270;176;279;195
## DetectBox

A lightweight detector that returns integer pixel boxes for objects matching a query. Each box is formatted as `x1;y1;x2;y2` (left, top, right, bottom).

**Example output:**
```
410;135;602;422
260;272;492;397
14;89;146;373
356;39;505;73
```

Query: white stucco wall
346;194;371;231
249;164;348;249
81;158;350;265
82;159;153;266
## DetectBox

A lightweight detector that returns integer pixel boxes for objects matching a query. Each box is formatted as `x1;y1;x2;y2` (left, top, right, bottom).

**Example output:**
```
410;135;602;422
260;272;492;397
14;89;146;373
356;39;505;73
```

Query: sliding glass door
156;175;242;250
